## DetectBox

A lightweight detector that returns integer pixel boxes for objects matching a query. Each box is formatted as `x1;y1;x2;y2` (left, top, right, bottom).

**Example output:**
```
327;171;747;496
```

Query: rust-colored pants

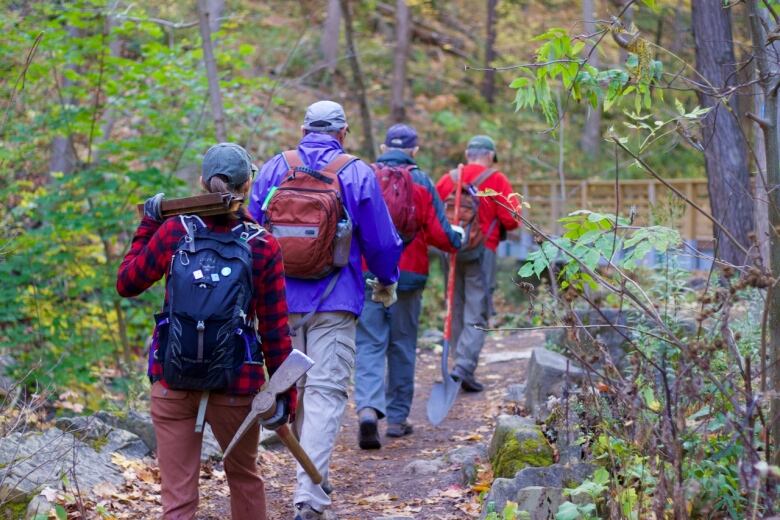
150;382;266;520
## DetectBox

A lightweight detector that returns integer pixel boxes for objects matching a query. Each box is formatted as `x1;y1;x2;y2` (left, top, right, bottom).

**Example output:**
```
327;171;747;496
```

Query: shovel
427;164;464;426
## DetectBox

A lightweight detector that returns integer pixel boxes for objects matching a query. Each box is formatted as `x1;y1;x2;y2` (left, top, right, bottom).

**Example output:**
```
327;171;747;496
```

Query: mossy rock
488;415;554;479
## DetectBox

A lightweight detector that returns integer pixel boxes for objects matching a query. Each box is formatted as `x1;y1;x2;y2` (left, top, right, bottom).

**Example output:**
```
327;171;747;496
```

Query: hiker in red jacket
355;124;464;449
117;143;296;520
435;135;520;392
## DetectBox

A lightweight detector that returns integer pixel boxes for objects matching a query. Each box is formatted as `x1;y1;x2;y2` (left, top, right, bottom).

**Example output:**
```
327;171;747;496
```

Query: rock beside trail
524;348;584;417
55;415;150;459
446;444;487;485
488;415;554;479
0;427;130;502
481;463;594;518
504;383;526;403
417;329;444;349
404;458;445;476
95;410;156;452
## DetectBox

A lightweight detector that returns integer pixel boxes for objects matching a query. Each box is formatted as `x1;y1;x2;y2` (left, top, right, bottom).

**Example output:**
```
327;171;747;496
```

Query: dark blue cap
384;124;418;149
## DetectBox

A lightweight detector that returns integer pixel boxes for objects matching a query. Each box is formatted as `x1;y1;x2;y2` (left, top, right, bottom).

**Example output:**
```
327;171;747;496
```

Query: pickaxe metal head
223;349;313;458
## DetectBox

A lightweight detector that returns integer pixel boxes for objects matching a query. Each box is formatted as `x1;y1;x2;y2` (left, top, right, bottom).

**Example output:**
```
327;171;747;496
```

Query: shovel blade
426;374;460;426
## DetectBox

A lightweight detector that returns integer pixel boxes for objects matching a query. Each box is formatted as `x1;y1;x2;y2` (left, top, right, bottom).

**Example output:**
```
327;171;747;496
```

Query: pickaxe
223;350;329;492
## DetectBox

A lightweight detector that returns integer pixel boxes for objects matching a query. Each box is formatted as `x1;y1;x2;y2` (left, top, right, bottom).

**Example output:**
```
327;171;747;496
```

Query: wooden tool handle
275;424;323;485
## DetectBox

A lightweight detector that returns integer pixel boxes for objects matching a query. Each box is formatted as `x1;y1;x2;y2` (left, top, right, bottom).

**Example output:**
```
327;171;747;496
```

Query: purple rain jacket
248;132;402;316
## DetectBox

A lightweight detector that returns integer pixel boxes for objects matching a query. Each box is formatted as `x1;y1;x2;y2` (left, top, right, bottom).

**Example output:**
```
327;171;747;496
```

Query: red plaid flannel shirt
116;215;296;409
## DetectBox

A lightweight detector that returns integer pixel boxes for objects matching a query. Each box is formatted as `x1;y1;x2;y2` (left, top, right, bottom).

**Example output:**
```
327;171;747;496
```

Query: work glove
143;192;165;222
450;224;466;248
366;279;398;308
259;395;289;431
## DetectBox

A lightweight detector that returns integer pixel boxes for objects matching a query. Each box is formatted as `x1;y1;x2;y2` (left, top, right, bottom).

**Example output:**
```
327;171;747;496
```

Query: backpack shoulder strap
232;221;267;243
322;154;357;176
472;167;497;188
178;215;206;253
282;150;304;169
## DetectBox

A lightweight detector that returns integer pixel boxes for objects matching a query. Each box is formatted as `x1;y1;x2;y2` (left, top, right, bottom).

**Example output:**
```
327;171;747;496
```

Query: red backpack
264;151;356;279
444;167;497;260
371;163;418;244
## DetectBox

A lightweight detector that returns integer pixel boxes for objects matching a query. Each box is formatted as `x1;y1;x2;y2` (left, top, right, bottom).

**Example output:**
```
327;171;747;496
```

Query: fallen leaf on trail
356;493;398;504
92;482;119;498
471;483;490;493
439;486;465;498
39;486;59;502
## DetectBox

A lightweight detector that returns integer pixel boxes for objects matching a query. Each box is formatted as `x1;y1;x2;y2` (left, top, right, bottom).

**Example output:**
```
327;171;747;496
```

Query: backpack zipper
197;320;205;361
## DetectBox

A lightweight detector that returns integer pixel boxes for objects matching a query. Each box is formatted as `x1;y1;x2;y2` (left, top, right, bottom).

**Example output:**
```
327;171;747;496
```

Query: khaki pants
290;311;357;511
150;382;266;520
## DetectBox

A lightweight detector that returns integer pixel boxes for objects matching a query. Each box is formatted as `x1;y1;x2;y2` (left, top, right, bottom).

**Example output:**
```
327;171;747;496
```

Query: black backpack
155;215;265;390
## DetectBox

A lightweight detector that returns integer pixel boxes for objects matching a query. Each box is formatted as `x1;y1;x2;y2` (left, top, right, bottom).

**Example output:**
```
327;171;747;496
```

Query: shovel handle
275;424;323;485
444;164;465;342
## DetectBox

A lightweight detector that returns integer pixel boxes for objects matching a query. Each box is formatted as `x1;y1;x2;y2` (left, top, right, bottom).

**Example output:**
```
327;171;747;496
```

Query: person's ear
240;179;252;195
379;144;387;153
301;126;306;138
338;125;349;144
200;176;208;192
411;146;420;157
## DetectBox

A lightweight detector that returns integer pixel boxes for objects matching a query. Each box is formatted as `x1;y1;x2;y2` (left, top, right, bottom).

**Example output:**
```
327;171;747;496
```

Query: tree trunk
390;0;410;122
340;0;376;158
746;0;780;466
206;0;224;32
50;24;80;176
320;0;342;78
197;0;227;142
481;0;498;104
691;0;754;266
580;0;601;159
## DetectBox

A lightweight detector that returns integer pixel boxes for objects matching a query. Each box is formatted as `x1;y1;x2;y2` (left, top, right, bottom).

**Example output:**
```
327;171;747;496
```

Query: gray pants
354;289;423;424
451;248;497;375
290;311;356;511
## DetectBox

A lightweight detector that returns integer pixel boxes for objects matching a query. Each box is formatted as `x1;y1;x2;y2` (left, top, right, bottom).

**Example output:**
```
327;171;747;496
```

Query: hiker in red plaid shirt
117;143;295;520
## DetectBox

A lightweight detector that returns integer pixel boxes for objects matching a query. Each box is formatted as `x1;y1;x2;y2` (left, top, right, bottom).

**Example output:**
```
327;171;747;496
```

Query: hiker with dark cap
355;123;464;449
117;143;296;520
436;135;520;392
248;100;402;520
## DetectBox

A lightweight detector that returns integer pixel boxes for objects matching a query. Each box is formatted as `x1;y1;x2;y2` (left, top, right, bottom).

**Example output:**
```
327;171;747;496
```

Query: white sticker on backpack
193;270;204;280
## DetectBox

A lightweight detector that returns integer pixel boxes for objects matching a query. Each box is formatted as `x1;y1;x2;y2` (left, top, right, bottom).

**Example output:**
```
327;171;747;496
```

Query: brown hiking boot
358;408;381;449
386;421;413;438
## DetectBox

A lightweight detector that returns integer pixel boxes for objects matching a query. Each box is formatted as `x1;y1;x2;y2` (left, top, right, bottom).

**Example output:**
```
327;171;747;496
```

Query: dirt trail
173;330;541;520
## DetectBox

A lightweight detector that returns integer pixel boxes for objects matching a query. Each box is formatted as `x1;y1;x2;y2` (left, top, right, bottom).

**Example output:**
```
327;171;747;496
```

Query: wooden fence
517;178;712;242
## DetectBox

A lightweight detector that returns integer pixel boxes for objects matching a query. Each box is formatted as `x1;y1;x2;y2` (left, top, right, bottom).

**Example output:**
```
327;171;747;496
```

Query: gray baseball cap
303;100;347;132
202;143;256;187
467;135;498;162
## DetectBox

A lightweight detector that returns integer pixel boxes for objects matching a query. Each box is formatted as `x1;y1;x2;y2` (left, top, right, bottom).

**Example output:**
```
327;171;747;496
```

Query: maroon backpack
371;163;418;244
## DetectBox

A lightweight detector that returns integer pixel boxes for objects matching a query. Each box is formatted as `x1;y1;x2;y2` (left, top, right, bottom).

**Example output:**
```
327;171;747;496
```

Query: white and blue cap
202;143;256;187
303;100;348;132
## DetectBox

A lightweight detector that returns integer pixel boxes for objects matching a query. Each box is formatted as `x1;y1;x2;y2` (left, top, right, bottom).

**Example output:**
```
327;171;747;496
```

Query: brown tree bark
320;0;342;78
390;0;410;123
691;0;754;266
50;25;80;175
197;0;227;142
580;0;601;159
340;0;376;158
746;0;780;466
481;0;498;104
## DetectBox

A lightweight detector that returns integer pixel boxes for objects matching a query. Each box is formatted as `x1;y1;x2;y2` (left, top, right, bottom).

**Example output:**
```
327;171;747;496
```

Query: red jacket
364;151;462;291
435;164;520;252
117;213;296;409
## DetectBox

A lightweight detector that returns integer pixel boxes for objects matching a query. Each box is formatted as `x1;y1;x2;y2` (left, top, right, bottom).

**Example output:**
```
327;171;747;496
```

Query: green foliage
0;0;282;406
485;500;522;520
518;210;681;289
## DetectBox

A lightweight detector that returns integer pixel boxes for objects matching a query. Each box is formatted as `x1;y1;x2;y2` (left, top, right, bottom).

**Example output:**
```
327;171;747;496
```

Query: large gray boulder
0;428;130;502
95;410;156;452
488;415;554;479
55;415;149;459
481;463;594;517
524;348;584;416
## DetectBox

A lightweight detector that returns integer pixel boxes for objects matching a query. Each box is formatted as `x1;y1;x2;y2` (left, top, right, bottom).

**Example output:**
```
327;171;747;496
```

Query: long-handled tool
224;350;328;491
427;164;465;426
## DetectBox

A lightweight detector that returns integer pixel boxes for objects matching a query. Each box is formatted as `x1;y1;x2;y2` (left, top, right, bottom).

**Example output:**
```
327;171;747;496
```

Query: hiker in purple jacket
249;100;402;520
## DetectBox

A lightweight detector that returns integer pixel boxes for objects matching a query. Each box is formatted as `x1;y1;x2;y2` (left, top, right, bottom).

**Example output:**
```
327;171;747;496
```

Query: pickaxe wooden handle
274;424;323;485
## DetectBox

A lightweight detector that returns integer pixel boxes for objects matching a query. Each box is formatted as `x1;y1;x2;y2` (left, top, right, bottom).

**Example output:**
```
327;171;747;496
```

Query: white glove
366;279;398;308
450;225;466;247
